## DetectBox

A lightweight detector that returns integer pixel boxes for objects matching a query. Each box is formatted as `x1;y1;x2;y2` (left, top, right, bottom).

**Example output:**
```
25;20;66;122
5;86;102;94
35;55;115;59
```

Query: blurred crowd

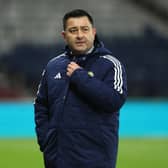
0;0;168;100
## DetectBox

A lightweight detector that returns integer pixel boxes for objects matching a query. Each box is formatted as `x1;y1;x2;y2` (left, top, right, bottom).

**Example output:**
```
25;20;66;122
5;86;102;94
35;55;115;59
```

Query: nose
76;29;84;39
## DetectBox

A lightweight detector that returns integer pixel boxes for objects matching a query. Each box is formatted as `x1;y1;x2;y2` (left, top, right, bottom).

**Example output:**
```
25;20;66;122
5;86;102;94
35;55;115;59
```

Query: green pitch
0;138;168;168
117;138;168;168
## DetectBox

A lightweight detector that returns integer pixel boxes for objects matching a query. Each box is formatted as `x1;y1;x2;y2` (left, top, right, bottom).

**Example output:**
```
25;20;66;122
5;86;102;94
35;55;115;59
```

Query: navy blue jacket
34;41;127;168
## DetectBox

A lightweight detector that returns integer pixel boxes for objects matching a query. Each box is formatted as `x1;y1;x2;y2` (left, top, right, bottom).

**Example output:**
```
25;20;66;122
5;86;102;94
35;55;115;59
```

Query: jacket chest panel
88;61;110;81
47;67;69;103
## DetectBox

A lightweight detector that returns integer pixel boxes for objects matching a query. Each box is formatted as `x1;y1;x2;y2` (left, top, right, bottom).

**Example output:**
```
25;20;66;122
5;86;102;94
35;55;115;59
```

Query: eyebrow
67;26;90;29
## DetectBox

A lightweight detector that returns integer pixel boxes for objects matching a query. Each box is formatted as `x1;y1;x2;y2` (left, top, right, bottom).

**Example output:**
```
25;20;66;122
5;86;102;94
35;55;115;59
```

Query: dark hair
63;9;94;30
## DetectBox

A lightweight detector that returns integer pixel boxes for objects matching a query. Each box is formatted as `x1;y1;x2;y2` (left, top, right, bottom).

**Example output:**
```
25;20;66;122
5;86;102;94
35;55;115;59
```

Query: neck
85;46;94;54
71;46;94;55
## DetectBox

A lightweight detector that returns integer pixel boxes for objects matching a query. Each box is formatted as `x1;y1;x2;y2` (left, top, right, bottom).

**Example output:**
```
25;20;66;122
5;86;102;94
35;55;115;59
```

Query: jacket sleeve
70;59;127;113
34;68;49;151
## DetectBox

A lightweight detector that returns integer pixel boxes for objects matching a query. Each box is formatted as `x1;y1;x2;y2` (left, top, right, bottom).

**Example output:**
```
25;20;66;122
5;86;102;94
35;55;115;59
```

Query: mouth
75;41;86;45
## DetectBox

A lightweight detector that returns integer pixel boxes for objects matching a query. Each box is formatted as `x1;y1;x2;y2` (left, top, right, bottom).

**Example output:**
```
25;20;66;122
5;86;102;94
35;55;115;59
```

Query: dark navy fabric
34;42;127;168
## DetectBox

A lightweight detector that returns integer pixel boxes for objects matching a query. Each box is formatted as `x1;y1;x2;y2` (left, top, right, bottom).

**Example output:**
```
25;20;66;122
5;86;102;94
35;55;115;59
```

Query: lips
75;41;86;46
76;40;85;43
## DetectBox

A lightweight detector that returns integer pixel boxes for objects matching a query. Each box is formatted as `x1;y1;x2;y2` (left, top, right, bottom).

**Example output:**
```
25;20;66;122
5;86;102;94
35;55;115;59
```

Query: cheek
65;36;74;44
87;34;95;43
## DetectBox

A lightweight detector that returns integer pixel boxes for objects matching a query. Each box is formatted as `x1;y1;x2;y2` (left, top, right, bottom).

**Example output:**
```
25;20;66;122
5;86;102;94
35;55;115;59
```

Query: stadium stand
0;0;168;98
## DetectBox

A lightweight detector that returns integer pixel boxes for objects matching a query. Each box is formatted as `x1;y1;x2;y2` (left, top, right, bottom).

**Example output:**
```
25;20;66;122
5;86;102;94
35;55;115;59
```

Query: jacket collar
63;38;112;66
65;38;111;57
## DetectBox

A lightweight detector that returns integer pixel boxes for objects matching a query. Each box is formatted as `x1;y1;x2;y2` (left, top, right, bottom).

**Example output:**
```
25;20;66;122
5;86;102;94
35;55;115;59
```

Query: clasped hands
66;62;81;77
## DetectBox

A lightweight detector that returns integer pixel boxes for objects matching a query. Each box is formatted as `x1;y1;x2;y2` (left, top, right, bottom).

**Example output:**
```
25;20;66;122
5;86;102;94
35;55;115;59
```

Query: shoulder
97;54;126;77
47;53;67;66
43;52;68;74
99;54;123;67
95;45;124;68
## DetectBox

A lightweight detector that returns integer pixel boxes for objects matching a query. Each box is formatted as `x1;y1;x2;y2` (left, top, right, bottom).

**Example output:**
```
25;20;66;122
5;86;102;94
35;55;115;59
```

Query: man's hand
67;62;81;77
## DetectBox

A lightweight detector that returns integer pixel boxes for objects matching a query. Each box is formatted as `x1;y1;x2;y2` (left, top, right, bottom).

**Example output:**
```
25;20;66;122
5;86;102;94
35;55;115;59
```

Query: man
34;9;127;168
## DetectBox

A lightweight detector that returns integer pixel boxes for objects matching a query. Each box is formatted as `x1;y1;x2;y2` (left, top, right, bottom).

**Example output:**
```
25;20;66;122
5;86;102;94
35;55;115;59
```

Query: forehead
65;16;92;28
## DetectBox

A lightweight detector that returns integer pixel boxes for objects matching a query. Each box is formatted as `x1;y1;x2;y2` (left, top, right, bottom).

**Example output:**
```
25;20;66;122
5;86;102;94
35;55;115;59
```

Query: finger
67;69;72;74
67;62;74;68
67;65;73;72
66;71;70;76
69;61;76;65
69;62;79;67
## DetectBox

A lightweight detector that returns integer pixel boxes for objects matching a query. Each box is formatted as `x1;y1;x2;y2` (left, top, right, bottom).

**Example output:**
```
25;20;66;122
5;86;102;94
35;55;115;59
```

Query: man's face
62;16;96;55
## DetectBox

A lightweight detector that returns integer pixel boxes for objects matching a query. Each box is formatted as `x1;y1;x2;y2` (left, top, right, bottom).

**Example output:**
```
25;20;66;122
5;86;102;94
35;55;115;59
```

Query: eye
82;26;89;32
69;28;78;34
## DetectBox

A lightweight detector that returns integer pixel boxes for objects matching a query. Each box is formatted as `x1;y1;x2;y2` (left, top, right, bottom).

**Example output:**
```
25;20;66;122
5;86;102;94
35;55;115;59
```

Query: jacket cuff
70;68;86;83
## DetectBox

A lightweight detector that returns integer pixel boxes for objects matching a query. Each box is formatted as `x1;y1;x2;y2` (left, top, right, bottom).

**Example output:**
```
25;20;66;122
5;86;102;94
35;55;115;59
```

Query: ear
92;28;96;36
61;31;66;39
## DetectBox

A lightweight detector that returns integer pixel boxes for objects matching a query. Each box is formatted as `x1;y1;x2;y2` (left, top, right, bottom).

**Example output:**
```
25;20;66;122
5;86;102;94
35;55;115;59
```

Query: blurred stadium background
0;0;168;167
